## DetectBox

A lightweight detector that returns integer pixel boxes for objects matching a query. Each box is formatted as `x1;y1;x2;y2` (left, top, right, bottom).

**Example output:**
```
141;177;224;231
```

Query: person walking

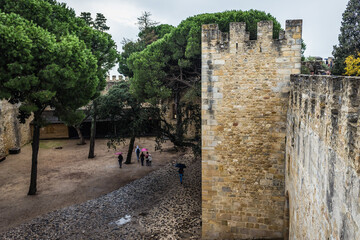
118;153;123;168
148;153;152;166
175;163;186;184
140;151;145;166
145;152;149;166
178;167;184;184
135;146;140;163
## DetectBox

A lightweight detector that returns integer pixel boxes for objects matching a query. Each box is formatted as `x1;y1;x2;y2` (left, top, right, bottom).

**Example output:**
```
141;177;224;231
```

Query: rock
8;148;20;154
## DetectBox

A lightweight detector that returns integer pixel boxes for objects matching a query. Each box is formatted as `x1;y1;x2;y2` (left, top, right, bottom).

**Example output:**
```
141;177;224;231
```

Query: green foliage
94;13;110;31
137;11;159;31
0;11;98;123
118;38;146;77
128;9;282;102
151;24;175;39
305;56;316;62
332;0;360;75
80;12;111;32
0;0;118;94
97;81;151;146
127;10;282;152
301;39;306;61
0;0;118;195
301;65;311;74
1;0;118;141
57;109;86;127
118;11;174;77
128;37;172;103
98;83;127;121
98;81;144;126
80;12;93;26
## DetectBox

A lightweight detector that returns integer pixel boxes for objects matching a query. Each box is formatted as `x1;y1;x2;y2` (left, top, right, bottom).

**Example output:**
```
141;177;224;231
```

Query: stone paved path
0;153;201;239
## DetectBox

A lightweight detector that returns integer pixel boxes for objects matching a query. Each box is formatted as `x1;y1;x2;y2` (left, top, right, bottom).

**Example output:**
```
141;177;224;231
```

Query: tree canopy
0;0;118;194
128;10;282;103
98;81;150;164
118;11;174;78
332;0;360;75
0;10;99;195
0;0;118;90
0;11;98;122
124;10;282;152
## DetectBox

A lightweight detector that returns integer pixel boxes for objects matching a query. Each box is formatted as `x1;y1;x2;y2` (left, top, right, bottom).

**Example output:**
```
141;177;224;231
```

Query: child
148;153;152;166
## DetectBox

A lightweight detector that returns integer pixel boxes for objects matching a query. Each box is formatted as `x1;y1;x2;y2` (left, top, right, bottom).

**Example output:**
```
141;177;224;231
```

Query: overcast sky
60;0;349;76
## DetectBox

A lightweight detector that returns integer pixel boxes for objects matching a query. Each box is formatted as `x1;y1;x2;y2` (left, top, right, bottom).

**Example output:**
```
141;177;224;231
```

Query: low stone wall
0;100;32;155
286;74;360;239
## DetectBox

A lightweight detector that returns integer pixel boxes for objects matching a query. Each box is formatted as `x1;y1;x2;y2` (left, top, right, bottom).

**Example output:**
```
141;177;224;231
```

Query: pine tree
80;12;93;26
94;13;110;31
137;11;159;31
332;0;360;75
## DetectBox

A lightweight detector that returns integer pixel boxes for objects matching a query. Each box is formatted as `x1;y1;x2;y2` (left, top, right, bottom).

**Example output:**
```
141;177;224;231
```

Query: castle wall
286;75;360;239
201;20;302;239
0;100;32;156
162;96;199;140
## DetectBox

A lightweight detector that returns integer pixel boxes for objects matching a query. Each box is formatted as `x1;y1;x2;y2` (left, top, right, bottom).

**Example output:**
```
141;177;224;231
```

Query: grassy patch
39;140;64;149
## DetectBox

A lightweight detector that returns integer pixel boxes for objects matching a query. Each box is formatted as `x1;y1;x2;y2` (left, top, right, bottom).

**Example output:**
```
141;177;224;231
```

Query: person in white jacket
135;145;140;163
148;154;152;166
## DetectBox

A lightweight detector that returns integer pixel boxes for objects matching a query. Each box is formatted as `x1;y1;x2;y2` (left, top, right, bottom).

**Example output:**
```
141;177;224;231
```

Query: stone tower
201;20;302;239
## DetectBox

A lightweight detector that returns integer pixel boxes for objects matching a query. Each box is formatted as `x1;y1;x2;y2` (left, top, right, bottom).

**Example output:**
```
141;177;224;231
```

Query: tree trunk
125;134;135;164
76;126;86;145
28;119;40;195
88;102;97;158
174;90;183;144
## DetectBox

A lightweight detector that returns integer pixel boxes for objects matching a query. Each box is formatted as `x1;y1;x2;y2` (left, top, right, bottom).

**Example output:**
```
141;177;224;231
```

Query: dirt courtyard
0;137;180;233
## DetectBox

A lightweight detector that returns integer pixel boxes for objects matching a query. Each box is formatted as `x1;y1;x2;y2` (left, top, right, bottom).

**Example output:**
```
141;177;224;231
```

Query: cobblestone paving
0;153;201;240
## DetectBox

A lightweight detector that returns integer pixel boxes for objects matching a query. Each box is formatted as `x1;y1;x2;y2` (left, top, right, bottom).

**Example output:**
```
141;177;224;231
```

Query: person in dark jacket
140;152;145;166
118;153;123;168
178;167;184;184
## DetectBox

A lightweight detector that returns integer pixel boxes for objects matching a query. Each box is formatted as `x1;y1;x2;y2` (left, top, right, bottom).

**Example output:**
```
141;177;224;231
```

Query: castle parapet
106;75;124;82
202;19;303;54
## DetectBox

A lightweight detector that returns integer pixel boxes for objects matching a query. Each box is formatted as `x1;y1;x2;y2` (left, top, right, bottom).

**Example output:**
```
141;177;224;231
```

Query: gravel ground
0;152;201;240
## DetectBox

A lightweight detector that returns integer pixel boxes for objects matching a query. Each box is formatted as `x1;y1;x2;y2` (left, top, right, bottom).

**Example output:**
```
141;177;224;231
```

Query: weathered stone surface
286;75;360;239
201;20;302;239
0;100;32;155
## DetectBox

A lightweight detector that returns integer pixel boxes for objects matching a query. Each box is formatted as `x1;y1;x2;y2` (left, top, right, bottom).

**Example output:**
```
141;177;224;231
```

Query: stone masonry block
214;60;225;65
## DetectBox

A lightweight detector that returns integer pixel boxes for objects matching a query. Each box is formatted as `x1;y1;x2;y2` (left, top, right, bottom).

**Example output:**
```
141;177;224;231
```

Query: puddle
114;215;131;226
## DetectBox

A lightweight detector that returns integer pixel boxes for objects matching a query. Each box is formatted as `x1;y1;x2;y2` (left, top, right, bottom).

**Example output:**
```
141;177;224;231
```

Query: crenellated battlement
202;20;302;54
106;75;124;82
